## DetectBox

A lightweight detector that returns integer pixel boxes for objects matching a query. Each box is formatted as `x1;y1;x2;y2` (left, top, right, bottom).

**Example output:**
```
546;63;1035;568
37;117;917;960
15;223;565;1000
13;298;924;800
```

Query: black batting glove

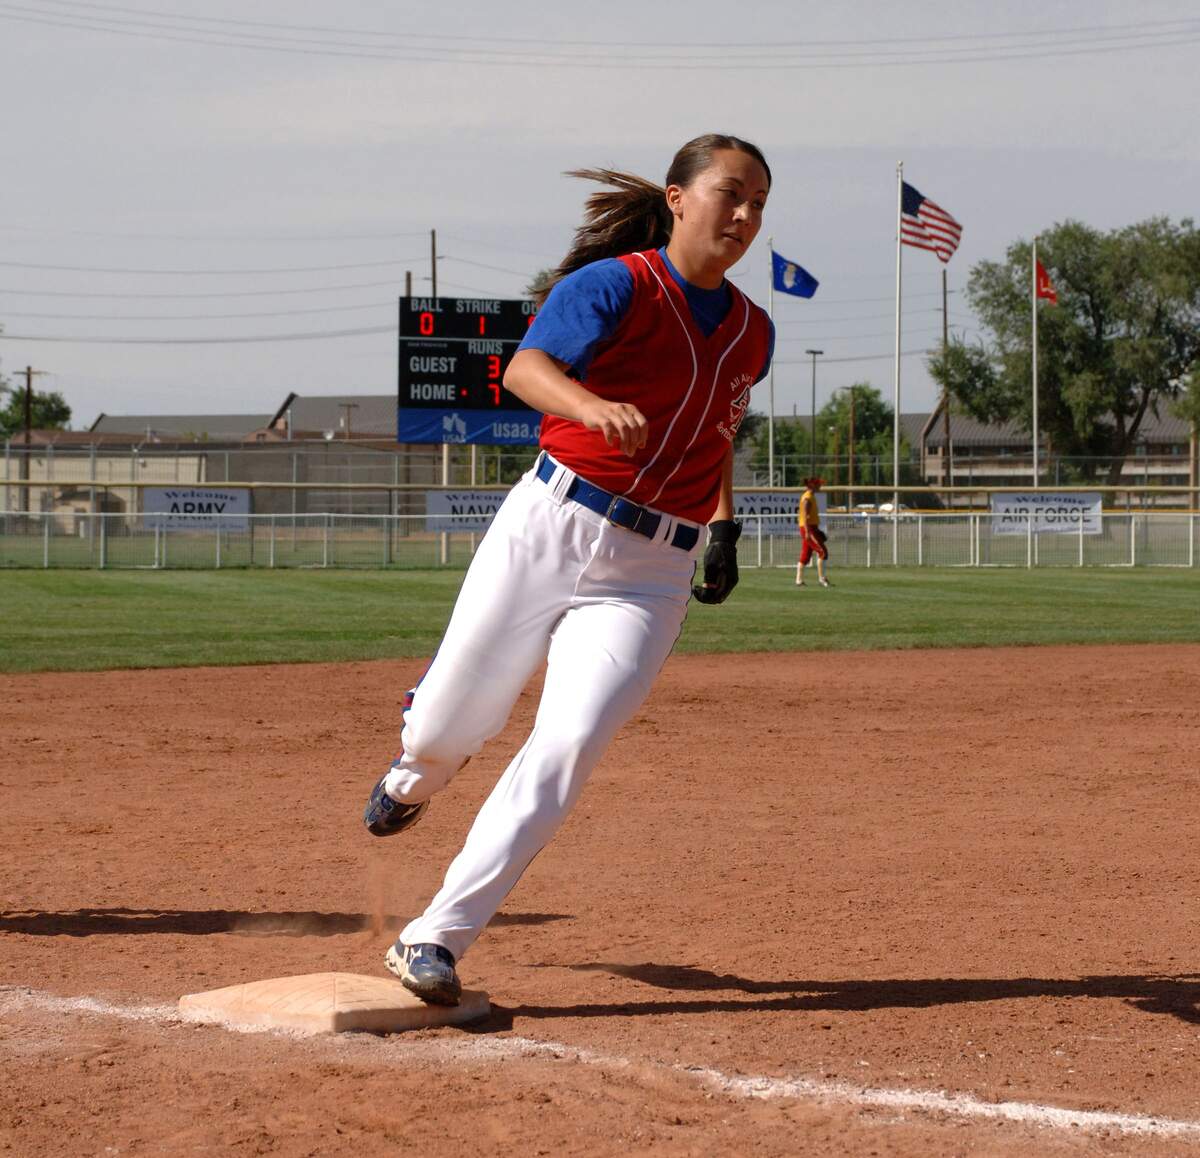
692;519;741;605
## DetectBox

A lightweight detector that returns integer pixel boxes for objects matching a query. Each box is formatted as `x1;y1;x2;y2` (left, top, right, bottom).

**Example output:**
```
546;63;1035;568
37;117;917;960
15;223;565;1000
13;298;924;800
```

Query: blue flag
771;250;819;298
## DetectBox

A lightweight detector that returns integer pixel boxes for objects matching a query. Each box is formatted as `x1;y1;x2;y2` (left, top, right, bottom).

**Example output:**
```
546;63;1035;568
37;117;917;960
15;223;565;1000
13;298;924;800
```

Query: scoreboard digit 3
397;296;541;445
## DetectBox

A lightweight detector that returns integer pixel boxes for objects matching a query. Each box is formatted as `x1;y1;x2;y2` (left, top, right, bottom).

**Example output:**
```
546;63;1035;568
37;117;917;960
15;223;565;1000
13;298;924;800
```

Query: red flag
1036;259;1057;304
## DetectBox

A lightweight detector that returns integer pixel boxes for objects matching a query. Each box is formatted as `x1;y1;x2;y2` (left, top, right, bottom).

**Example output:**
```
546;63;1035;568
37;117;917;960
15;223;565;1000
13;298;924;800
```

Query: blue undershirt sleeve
517;259;634;379
756;320;776;384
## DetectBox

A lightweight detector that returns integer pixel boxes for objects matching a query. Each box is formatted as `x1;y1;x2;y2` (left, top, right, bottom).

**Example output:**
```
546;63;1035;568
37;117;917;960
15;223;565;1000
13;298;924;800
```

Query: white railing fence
1;510;1197;570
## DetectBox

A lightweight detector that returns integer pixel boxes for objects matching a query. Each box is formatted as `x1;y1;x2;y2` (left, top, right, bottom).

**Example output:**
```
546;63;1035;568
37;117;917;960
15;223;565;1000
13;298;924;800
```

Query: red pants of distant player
799;527;828;564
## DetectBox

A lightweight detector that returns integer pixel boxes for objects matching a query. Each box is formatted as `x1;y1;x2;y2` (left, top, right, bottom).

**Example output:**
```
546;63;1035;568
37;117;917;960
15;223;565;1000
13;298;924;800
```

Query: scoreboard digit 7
397;296;541;445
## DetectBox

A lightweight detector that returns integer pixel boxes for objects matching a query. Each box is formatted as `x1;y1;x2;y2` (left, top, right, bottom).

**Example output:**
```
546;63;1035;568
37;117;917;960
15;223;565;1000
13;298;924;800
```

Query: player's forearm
505;348;648;457
502;349;602;424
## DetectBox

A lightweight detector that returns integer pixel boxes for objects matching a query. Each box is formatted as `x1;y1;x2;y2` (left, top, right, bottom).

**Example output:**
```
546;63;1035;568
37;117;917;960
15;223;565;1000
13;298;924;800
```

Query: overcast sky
2;0;1197;432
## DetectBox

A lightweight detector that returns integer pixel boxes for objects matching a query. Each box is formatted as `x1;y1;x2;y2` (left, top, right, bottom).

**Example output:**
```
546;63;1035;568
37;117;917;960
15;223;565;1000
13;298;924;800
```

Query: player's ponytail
535;169;672;305
536;134;771;306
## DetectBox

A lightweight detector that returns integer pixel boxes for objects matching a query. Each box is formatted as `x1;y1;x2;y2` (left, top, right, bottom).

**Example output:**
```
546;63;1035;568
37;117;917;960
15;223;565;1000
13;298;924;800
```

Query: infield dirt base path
3;643;1200;1156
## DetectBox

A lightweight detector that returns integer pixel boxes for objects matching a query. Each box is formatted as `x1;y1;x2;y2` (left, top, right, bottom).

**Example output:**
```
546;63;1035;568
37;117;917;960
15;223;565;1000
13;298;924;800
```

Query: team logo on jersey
717;387;752;442
728;371;755;394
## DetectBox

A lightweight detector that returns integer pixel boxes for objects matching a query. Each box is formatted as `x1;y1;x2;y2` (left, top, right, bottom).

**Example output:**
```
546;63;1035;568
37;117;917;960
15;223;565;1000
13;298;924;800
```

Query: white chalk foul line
687;1067;1200;1141
4;984;1200;1141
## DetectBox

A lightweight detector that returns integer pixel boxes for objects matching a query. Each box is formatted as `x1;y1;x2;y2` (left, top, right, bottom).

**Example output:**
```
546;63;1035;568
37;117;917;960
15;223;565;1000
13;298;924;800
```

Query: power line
0;278;406;299
443;255;537;278
0;223;430;243
776;308;942;326
23;0;1200;52
0;325;396;345
431;278;508;296
0;256;424;275
3;4;1197;69
440;233;560;263
777;309;975;328
777;348;935;365
777;325;951;343
0;281;953;305
0;301;394;322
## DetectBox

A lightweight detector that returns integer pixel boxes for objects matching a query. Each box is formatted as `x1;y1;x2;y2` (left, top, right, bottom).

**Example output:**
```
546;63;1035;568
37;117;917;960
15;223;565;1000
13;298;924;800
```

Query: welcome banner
991;492;1102;536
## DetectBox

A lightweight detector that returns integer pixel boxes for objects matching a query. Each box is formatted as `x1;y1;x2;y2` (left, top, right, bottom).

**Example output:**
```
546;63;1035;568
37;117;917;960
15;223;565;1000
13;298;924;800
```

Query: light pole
805;349;823;473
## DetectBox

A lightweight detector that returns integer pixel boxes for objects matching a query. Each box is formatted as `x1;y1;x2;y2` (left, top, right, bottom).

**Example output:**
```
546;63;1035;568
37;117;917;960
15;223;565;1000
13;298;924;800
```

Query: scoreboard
397;296;541;445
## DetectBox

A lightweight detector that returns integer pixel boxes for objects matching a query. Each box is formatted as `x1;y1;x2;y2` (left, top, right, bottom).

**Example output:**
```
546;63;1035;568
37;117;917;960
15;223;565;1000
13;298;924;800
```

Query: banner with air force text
990;492;1102;536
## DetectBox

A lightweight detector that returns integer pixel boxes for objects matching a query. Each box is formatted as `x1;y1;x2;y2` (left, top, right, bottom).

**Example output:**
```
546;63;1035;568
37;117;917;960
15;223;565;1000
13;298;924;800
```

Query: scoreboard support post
440;443;451;565
398;295;541;564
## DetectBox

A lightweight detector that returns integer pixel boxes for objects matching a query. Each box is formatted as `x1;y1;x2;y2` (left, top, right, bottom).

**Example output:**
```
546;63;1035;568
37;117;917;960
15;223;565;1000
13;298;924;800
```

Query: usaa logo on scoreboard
442;413;468;444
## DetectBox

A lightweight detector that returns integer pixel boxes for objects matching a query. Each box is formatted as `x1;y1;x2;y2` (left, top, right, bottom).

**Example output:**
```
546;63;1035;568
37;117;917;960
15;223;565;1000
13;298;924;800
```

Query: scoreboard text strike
397;296;541;446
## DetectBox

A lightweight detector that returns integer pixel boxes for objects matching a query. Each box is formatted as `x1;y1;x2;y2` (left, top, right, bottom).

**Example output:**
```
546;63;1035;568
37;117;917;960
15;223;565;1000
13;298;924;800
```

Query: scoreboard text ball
398;297;538;411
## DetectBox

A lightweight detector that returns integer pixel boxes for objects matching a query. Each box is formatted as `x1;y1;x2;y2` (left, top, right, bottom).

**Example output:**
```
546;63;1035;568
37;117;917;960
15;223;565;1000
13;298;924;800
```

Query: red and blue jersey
520;248;774;524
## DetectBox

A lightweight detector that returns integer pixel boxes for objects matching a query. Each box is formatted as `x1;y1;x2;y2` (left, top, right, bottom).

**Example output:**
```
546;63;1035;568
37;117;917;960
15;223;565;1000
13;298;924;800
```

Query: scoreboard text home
397;296;541;445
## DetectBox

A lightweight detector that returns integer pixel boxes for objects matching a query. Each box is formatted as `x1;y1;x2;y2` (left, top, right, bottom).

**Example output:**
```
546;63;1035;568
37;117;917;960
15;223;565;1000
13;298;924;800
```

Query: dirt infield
4;644;1200;1156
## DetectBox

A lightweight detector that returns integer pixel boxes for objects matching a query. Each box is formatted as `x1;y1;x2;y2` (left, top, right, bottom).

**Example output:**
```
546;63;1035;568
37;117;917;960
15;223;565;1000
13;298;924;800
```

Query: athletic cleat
363;773;428;837
819;577;831;588
385;940;462;1006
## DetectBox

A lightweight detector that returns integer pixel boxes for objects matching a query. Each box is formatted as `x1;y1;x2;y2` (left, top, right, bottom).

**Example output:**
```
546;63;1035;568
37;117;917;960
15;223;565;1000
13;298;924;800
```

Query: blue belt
535;455;700;552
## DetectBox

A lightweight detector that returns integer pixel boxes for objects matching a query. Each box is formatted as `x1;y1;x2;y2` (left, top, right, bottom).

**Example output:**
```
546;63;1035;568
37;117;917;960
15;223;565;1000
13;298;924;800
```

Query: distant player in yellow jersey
796;476;830;588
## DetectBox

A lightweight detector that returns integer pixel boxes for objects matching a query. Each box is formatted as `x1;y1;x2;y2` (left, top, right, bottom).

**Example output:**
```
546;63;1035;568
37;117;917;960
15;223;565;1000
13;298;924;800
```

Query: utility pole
430;228;438;299
338;401;359;440
805;349;823;473
18;366;48;507
405;270;412;299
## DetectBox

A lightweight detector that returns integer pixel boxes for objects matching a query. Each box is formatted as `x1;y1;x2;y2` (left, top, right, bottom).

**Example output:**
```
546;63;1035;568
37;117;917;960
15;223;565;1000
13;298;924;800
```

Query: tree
734;406;766;448
748;383;921;492
0;379;72;439
525;267;557;302
929;217;1200;485
1172;363;1200;428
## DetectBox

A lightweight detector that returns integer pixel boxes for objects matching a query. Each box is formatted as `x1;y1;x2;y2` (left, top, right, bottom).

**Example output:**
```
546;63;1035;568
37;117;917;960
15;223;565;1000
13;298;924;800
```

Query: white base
179;972;490;1034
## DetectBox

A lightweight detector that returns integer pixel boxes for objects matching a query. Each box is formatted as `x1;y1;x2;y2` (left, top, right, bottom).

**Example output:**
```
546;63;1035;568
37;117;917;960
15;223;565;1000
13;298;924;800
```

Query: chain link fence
3;508;1196;570
6;441;1198;513
1;442;540;517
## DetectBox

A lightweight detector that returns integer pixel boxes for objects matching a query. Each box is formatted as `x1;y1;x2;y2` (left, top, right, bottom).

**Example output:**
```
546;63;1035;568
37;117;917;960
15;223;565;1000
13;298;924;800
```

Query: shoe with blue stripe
385;940;462;1006
363;771;428;837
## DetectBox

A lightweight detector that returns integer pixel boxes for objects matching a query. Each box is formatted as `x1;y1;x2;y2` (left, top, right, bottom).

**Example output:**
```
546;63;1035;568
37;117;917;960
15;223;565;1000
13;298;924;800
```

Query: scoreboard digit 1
397;296;541;446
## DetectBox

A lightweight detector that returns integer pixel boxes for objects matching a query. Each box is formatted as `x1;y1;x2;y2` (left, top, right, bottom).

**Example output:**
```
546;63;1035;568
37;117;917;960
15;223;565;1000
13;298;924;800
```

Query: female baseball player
363;134;775;1004
796;476;830;587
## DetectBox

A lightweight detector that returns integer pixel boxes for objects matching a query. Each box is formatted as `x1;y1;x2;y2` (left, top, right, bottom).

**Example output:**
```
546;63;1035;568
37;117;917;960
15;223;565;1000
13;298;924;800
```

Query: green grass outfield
2;567;1198;674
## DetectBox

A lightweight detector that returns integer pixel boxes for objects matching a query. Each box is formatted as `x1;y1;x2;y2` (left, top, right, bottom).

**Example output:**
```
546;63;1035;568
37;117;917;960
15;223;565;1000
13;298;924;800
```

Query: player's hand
692;520;741;605
579;398;649;457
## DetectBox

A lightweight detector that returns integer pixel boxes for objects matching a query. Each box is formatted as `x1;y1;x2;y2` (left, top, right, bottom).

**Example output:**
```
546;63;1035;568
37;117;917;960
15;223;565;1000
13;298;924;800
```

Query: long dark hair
535;133;771;305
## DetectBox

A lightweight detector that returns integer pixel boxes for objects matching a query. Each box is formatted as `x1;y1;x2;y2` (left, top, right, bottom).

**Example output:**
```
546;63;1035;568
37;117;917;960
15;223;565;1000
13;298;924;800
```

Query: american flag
900;181;962;263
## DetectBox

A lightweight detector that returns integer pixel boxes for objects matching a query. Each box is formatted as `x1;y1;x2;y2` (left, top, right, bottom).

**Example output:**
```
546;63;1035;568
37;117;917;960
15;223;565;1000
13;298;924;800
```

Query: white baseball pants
384;457;702;962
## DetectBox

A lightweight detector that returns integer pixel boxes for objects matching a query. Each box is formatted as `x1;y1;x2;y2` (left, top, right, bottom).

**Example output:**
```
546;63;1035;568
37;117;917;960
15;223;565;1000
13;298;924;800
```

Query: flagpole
1031;235;1039;489
892;162;903;565
768;237;776;488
